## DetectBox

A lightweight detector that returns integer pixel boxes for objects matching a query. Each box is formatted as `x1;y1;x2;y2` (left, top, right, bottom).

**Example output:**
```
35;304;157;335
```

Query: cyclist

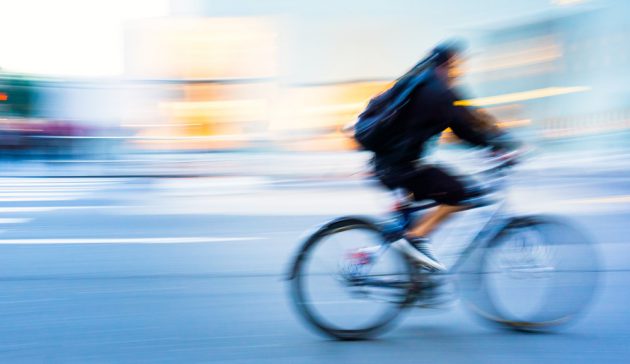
372;40;520;271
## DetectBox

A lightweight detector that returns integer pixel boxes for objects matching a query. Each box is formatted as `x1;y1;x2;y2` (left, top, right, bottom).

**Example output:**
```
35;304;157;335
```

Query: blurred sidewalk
0;149;628;180
0;152;372;180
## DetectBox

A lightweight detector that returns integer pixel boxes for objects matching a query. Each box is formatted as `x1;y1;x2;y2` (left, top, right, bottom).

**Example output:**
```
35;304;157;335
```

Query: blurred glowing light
125;18;277;79
497;119;531;128
455;86;591;107
303;102;366;115
470;45;562;73
0;93;7;101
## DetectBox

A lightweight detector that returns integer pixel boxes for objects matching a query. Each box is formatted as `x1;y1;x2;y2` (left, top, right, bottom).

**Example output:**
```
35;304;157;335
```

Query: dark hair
431;39;467;66
399;39;467;81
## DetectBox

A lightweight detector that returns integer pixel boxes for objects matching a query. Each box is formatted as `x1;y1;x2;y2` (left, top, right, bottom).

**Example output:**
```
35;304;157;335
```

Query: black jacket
373;69;503;174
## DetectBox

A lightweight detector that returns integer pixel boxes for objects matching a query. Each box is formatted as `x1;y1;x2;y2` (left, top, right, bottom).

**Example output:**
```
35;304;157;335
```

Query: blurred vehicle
0;118;99;159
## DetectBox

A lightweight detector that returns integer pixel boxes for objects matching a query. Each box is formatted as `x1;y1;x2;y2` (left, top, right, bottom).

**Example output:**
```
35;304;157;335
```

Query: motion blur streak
454;86;591;107
0;0;628;362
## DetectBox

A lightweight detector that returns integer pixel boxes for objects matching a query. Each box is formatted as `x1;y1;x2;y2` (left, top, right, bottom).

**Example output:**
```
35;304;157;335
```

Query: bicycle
286;152;599;340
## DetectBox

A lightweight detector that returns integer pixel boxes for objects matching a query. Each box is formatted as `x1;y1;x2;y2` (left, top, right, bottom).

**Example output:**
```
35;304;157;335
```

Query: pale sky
0;0;169;77
0;0;596;80
171;0;571;82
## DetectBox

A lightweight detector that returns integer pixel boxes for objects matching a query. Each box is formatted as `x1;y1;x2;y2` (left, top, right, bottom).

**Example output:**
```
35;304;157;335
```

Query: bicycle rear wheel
288;216;414;340
461;215;599;330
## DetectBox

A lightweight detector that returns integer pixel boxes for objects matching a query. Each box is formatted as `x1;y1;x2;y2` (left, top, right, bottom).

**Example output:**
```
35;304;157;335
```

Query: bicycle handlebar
478;149;523;176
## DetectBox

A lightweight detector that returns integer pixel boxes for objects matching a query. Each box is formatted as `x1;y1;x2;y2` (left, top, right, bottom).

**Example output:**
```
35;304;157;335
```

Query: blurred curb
0;151;628;180
0;152;372;180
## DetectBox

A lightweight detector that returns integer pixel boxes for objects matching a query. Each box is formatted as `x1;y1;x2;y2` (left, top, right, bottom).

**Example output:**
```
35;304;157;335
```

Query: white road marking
0;218;32;224
0;187;98;192
0;236;267;245
0;206;124;213
0;179;122;229
0;197;81;202
0;192;86;197
0;207;59;213
0;178;118;184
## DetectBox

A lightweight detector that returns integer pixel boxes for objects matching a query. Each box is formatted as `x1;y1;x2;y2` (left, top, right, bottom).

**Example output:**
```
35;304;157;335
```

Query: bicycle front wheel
289;216;414;340
462;215;599;331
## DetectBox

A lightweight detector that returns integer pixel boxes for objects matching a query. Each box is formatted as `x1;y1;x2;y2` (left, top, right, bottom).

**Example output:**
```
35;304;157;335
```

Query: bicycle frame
285;156;519;281
385;198;510;273
384;158;519;274
286;152;599;339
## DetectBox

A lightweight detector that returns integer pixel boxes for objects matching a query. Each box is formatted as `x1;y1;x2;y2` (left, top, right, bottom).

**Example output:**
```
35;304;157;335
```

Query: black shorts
377;164;467;206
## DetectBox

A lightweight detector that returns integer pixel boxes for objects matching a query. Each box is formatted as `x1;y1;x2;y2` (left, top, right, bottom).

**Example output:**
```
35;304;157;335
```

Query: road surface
0;165;627;363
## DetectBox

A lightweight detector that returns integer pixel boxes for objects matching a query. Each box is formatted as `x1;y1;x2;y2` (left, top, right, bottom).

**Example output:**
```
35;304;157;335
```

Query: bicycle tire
460;215;599;331
288;216;415;340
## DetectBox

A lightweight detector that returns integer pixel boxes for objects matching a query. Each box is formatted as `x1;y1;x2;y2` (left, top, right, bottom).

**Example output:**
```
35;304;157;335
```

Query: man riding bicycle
289;44;596;338
370;40;520;271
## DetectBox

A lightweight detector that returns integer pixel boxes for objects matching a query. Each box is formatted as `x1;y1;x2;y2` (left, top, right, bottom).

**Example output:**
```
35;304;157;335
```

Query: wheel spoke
290;218;412;339
461;216;599;330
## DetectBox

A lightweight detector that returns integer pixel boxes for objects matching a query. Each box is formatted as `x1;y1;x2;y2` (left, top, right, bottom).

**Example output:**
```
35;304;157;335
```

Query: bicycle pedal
413;276;456;308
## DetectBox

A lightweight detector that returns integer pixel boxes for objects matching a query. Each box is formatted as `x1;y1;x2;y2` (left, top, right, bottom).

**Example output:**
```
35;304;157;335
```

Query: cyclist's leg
402;165;468;238
409;204;465;237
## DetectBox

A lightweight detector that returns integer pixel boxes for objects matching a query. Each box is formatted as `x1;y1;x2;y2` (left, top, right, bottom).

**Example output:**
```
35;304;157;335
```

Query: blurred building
0;75;124;158
123;17;279;150
122;10;394;152
0;0;582;155
466;2;630;147
122;1;529;152
7;0;627;156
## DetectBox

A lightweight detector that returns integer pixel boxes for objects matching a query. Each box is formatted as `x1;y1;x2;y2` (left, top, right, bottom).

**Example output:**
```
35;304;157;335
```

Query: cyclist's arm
444;90;520;151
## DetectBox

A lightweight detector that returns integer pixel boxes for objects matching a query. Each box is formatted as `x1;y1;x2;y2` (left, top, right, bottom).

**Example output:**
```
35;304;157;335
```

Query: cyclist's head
431;39;467;81
401;38;468;83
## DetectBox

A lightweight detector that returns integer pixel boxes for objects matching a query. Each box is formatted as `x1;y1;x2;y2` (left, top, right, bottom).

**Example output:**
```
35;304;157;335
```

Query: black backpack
353;67;431;153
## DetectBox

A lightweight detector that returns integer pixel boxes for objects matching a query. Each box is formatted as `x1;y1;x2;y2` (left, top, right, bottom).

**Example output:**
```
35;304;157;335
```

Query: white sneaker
392;238;446;271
